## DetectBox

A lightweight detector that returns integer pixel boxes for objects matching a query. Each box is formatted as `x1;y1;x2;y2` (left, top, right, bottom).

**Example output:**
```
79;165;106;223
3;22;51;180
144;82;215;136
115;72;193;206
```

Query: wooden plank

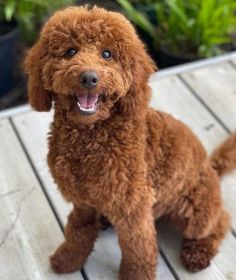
231;59;236;67
11;111;72;225
181;62;236;132
12;112;175;280
0;119;83;280
0;104;31;120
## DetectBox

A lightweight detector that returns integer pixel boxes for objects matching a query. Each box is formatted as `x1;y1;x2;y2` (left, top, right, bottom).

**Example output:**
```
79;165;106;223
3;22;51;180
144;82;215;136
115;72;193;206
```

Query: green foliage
0;0;73;44
117;0;236;57
117;0;156;36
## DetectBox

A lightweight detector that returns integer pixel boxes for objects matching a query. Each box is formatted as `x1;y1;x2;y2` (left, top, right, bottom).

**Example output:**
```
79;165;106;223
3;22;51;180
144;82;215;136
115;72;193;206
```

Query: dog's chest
48;127;135;212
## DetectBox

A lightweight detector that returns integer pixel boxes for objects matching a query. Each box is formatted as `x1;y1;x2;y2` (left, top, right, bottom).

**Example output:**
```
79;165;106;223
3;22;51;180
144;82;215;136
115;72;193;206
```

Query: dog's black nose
79;71;99;89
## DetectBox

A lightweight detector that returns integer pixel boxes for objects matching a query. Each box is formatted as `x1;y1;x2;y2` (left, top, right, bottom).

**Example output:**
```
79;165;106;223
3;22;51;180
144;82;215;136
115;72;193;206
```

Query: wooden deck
1;52;236;280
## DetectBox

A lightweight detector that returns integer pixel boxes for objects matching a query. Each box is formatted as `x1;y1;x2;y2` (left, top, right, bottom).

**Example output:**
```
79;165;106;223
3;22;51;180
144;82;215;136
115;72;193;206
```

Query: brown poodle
24;6;236;280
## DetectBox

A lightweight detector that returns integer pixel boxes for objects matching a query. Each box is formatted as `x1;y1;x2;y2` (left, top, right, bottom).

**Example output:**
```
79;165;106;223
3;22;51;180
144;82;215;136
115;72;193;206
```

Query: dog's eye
65;48;77;57
102;50;112;59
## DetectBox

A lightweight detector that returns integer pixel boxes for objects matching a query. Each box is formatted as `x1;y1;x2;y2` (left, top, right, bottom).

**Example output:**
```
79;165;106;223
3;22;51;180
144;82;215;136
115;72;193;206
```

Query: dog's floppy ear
118;42;157;115
24;41;52;111
132;42;157;88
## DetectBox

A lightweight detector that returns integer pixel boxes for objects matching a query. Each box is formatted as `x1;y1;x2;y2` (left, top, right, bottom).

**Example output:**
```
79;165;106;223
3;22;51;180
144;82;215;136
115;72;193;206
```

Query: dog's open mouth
76;93;99;115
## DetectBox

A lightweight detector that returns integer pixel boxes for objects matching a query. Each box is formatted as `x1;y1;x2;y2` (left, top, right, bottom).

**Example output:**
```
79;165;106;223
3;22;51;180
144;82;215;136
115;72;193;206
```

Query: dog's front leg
115;206;157;280
50;206;99;273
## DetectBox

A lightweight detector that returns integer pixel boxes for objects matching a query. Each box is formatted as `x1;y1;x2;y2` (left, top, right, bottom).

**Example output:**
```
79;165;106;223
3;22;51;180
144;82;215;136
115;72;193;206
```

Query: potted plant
0;2;18;96
0;0;73;97
117;0;236;68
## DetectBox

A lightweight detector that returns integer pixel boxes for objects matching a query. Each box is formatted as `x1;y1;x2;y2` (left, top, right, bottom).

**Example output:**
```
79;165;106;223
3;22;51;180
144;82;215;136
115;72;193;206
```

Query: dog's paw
50;242;83;274
181;239;213;272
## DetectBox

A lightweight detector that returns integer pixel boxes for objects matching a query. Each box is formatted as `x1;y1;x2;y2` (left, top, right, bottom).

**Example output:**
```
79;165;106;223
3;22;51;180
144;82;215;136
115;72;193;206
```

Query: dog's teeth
77;101;95;112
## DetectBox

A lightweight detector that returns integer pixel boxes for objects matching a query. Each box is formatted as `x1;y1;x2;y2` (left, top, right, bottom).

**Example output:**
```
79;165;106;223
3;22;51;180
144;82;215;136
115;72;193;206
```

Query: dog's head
25;6;156;124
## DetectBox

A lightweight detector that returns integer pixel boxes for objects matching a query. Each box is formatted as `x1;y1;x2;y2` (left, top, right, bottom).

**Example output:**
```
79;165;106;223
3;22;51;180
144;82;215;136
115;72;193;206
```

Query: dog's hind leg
181;209;230;272
168;166;231;272
50;206;100;273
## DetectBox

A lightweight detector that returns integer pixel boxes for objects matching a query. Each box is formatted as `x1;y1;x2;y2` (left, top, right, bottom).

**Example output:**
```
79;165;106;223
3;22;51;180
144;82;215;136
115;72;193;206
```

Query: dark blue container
0;21;18;96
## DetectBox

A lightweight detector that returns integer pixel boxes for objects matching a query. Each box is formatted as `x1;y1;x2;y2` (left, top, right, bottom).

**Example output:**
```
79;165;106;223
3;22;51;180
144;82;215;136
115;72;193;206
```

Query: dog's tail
211;132;236;176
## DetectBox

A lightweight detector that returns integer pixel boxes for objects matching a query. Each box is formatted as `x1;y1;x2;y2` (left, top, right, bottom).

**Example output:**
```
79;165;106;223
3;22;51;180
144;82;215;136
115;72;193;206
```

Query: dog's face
25;7;156;124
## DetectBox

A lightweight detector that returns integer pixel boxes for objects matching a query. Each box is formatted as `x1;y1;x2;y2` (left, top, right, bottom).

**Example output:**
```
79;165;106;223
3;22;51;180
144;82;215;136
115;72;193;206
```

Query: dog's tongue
77;93;98;109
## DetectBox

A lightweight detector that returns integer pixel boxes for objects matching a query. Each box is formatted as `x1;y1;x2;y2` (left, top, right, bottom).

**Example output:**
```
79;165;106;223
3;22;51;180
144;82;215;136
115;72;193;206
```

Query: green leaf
4;0;16;21
116;0;156;37
166;0;188;24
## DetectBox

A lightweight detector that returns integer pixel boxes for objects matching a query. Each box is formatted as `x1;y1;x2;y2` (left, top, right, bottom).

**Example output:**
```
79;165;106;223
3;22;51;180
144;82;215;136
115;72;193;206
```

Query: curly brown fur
25;6;234;279
211;132;236;176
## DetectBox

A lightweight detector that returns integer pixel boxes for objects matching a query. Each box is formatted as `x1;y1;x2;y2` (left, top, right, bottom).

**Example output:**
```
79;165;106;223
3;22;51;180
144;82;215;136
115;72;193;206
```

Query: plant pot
134;26;198;69
154;47;201;69
0;20;19;96
220;42;235;52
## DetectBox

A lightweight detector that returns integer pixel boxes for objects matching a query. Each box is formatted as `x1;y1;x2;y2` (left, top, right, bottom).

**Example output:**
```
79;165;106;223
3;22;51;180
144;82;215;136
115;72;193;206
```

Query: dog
24;6;236;280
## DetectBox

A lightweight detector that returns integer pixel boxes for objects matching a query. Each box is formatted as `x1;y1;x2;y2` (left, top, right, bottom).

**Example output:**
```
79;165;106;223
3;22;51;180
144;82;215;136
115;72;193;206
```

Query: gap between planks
180;62;236;133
